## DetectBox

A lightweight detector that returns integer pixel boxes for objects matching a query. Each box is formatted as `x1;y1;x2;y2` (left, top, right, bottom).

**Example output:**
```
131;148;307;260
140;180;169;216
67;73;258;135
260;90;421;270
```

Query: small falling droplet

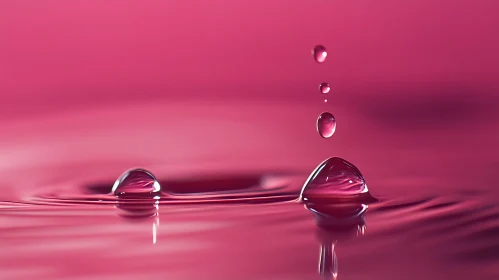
300;157;369;202
317;112;336;139
112;168;161;198
312;45;327;63
324;99;328;103
320;83;330;94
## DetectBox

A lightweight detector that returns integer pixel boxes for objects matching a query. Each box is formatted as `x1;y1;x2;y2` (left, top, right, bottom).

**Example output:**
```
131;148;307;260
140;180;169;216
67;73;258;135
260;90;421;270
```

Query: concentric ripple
26;172;305;206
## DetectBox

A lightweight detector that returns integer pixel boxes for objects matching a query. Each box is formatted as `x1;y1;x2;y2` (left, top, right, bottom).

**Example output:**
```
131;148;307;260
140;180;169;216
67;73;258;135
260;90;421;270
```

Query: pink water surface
1;1;499;279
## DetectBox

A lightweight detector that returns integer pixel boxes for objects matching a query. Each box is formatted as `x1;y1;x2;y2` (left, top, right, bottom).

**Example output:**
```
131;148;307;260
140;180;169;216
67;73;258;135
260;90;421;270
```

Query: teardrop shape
317;112;336;139
300;157;369;202
112;168;161;198
312;45;327;63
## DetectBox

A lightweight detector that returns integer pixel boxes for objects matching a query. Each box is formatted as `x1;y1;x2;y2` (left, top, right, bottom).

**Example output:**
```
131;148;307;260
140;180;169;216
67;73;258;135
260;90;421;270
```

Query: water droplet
300;157;369;202
317;112;336;138
320;83;330;94
312;45;327;63
324;99;328;103
112;168;161;198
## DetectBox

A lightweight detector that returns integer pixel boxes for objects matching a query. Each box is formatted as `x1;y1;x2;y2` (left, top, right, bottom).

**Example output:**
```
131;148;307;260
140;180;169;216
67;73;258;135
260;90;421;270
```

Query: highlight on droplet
312;45;327;63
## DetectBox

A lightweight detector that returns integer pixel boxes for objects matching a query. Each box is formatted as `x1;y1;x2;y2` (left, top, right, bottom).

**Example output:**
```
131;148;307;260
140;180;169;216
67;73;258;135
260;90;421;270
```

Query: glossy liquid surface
1;98;498;280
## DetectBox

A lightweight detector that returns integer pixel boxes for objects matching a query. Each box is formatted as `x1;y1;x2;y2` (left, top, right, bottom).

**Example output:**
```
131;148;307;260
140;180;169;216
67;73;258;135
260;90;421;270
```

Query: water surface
1;97;498;280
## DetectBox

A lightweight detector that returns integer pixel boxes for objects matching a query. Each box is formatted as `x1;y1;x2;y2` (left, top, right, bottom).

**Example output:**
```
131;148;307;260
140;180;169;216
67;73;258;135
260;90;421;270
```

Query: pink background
1;1;498;114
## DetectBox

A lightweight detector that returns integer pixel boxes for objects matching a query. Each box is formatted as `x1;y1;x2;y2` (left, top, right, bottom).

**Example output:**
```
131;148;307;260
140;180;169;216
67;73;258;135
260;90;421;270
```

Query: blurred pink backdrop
1;1;498;114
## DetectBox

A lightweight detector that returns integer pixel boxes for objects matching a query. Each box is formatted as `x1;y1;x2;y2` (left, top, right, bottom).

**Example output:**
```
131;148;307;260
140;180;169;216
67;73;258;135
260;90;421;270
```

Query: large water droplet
317;112;336;138
320;83;330;94
300;157;369;202
312;45;327;63
112;168;161;198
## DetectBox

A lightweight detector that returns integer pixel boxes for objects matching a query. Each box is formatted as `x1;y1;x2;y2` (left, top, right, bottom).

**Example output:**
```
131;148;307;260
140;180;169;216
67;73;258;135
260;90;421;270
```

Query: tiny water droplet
112;168;161;198
320;83;330;94
324;99;328;103
301;157;369;202
317;112;336;139
312;45;327;63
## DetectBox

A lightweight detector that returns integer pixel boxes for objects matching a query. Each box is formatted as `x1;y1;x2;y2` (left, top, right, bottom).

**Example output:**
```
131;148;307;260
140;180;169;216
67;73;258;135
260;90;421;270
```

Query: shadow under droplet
83;172;300;195
115;199;159;219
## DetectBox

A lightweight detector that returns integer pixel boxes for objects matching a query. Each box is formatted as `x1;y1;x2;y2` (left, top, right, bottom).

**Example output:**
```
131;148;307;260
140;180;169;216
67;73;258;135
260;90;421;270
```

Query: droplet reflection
305;203;367;280
115;199;160;244
115;199;159;219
